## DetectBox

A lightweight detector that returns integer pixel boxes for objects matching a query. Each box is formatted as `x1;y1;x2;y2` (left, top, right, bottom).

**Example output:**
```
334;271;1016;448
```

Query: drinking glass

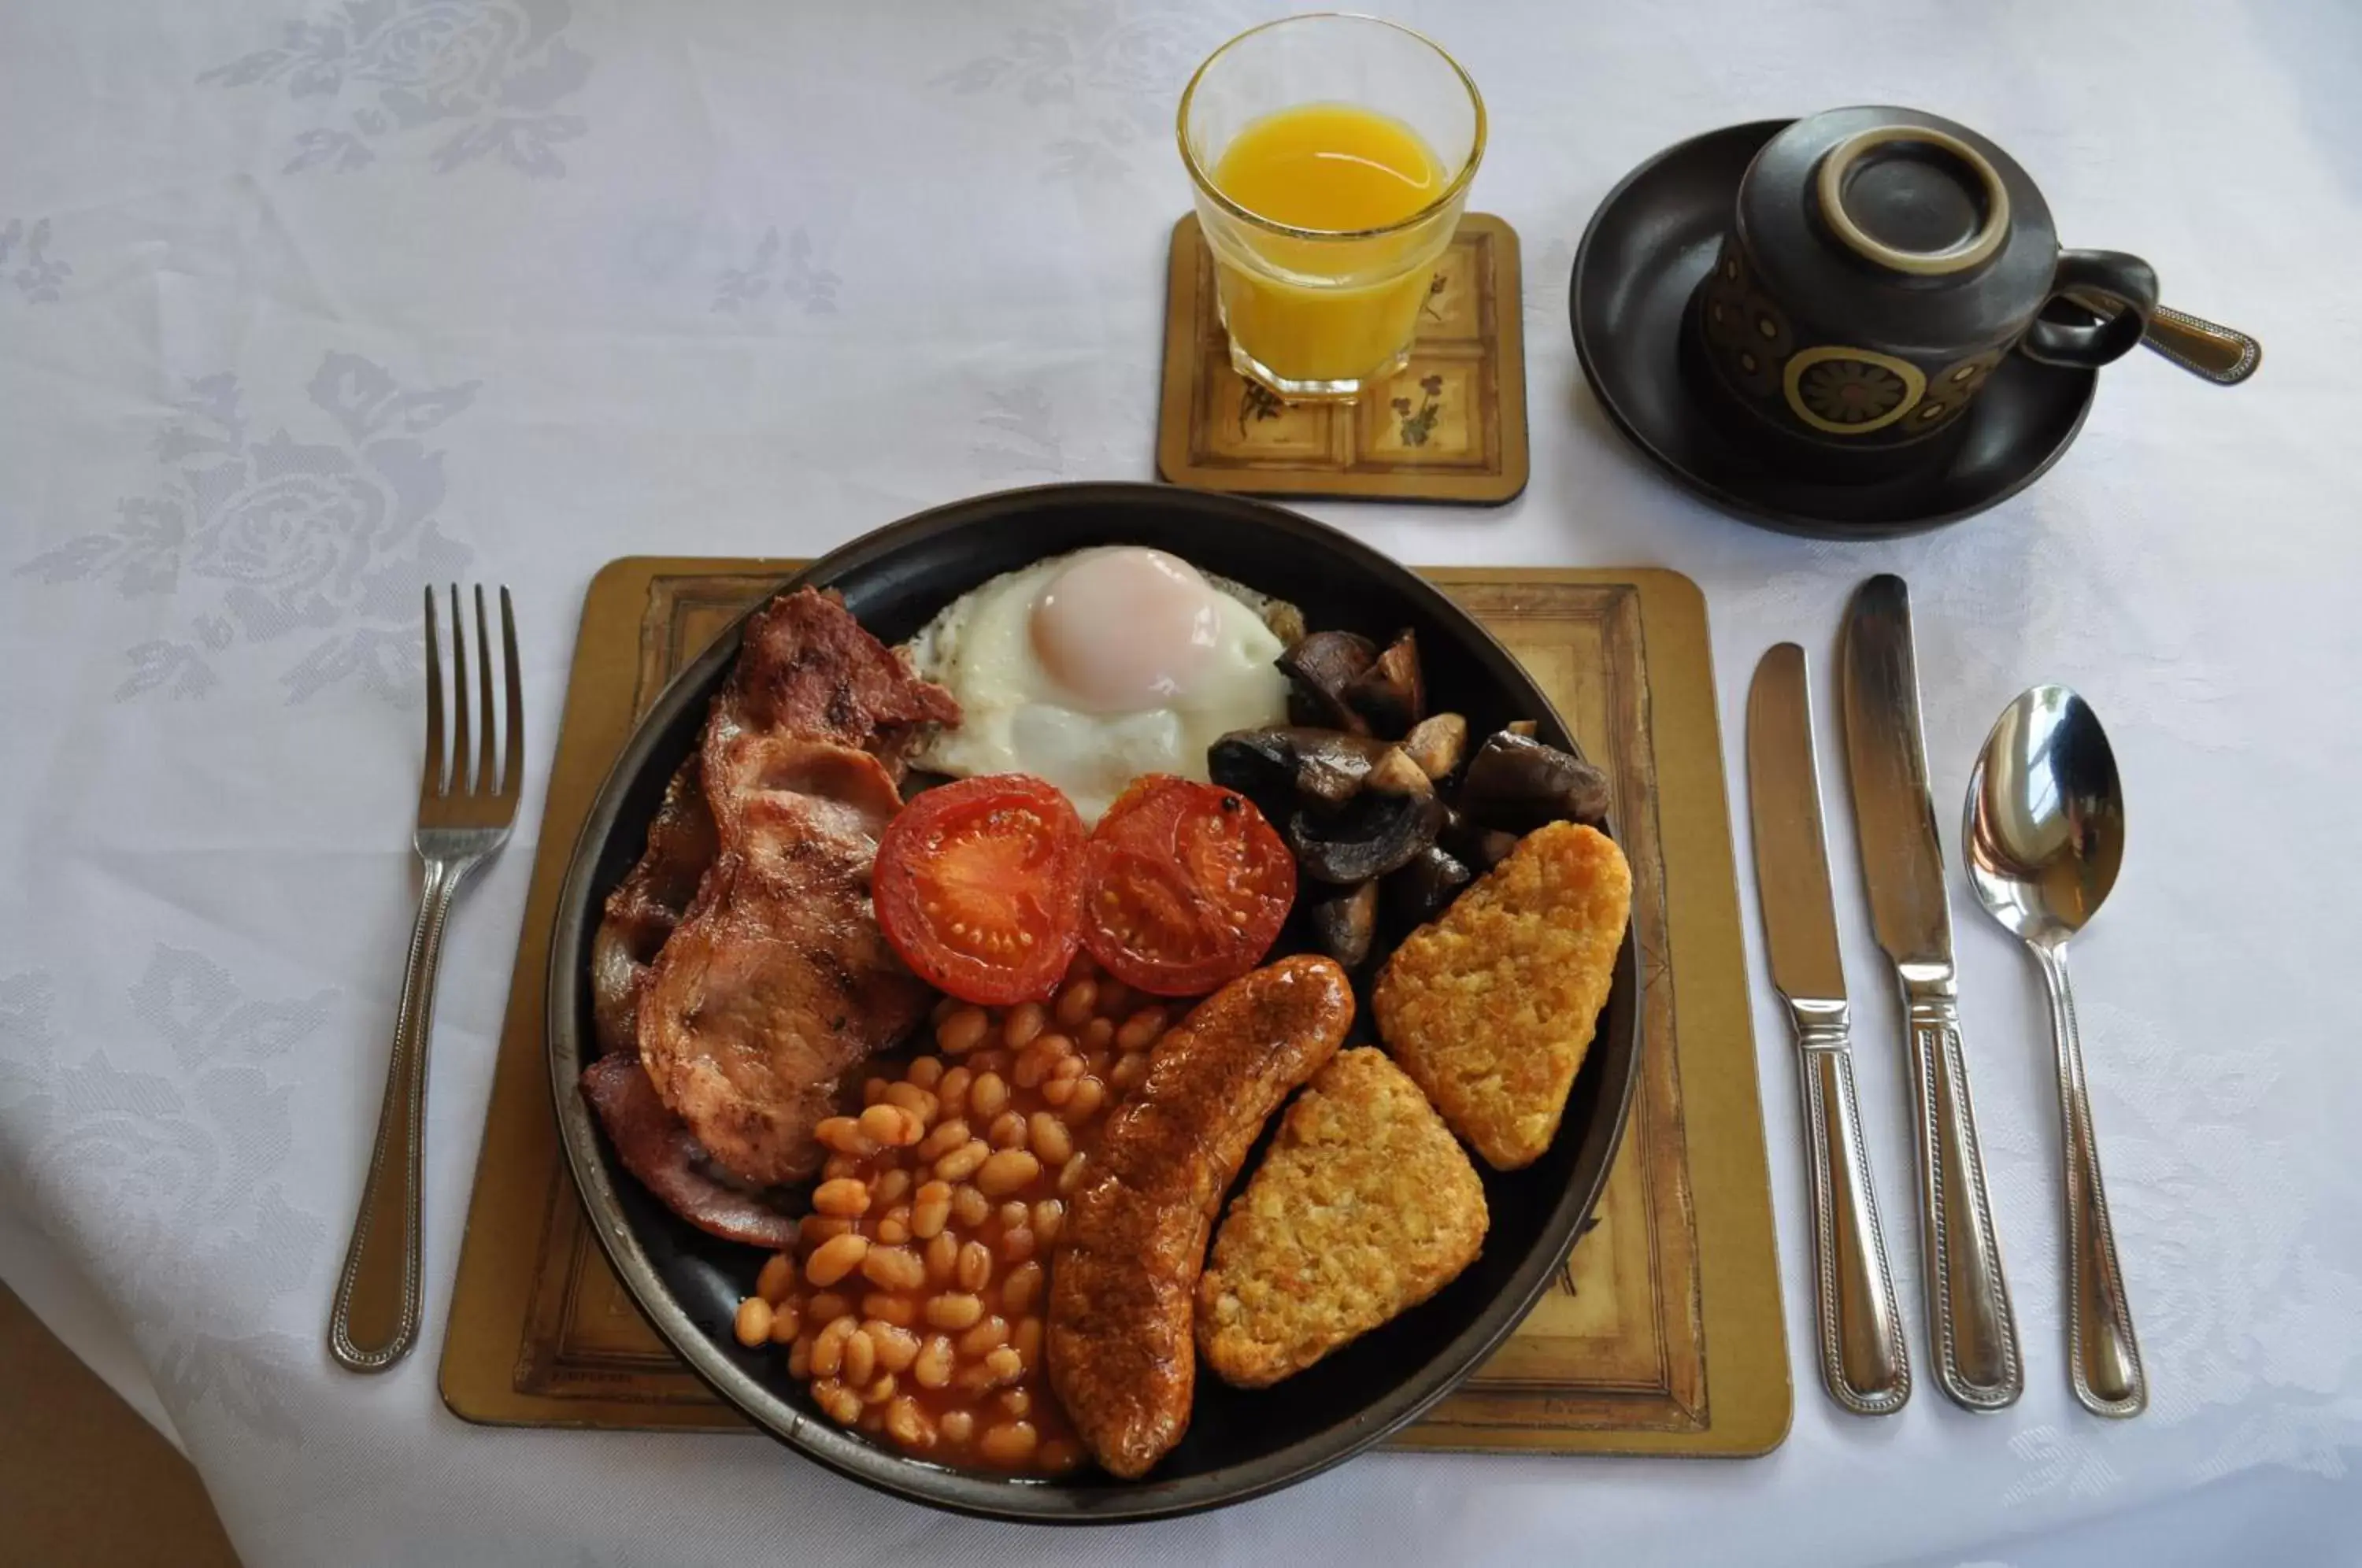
1179;15;1485;402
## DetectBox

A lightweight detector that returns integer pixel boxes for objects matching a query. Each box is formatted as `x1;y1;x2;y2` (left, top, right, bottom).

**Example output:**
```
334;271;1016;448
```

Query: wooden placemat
1154;214;1530;505
441;560;1789;1456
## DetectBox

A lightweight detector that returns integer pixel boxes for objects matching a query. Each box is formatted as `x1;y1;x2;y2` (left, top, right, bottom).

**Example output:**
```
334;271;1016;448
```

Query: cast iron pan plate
1571;119;2097;539
547;482;1642;1522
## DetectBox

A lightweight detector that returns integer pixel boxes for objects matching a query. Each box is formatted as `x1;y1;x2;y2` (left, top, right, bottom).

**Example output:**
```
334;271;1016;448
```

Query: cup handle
2022;250;2160;368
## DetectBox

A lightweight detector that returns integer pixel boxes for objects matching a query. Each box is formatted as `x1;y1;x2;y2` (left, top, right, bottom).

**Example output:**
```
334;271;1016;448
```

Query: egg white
901;549;1290;821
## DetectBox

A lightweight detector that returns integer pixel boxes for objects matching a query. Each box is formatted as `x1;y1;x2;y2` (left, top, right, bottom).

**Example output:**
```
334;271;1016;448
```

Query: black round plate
1570;120;2097;539
546;482;1644;1523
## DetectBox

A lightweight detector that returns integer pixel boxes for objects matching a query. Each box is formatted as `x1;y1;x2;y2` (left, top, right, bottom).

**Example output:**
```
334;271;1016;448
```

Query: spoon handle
2032;942;2149;1417
2064;292;2261;386
1901;972;2024;1411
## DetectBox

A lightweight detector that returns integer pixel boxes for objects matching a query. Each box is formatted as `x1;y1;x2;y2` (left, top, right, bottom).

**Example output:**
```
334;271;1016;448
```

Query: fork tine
500;586;524;799
448;583;472;795
473;586;497;796
420;586;445;801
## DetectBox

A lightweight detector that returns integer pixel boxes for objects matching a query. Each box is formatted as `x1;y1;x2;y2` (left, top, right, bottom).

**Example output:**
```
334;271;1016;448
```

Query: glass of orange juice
1179;14;1485;402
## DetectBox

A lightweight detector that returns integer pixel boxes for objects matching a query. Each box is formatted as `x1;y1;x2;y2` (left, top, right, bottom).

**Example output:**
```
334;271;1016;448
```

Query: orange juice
1209;102;1455;387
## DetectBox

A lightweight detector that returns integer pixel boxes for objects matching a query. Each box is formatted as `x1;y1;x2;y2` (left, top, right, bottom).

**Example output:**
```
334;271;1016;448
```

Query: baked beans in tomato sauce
734;952;1180;1475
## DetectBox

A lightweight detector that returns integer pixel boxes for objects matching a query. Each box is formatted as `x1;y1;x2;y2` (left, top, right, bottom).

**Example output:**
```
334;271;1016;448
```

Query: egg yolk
1030;548;1220;713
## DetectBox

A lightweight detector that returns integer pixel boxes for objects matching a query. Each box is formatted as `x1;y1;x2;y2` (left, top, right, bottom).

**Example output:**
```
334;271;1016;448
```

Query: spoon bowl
1964;684;2146;1418
1963;685;2124;945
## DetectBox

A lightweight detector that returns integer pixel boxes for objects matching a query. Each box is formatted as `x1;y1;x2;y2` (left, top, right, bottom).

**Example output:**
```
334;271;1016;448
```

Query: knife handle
1901;972;2023;1410
1789;999;1912;1415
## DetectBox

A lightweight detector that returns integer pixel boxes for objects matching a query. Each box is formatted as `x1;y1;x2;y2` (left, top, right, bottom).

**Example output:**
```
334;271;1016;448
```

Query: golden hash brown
1372;821;1632;1170
1196;1048;1487;1389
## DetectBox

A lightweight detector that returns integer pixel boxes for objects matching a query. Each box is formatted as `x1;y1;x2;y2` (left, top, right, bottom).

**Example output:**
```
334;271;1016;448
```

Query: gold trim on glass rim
1176;13;1488;243
1782;345;1927;435
1814;125;2008;277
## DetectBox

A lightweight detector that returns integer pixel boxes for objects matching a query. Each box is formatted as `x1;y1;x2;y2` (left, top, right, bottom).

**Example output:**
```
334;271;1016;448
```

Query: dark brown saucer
1570;120;2098;539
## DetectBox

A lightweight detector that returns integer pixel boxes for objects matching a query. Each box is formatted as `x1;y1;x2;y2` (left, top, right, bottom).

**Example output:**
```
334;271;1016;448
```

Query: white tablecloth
4;2;2358;1562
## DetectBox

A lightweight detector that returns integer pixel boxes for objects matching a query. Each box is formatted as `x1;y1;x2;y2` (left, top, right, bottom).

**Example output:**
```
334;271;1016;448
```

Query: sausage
1045;956;1354;1477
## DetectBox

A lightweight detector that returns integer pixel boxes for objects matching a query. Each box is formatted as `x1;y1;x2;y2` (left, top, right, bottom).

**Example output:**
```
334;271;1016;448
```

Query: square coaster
1156;213;1530;505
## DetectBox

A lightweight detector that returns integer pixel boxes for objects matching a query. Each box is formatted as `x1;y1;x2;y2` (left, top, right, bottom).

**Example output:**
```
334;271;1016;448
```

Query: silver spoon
1963;686;2147;1417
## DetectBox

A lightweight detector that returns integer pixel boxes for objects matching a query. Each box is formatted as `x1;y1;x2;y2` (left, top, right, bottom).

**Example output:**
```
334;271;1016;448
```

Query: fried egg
902;547;1292;821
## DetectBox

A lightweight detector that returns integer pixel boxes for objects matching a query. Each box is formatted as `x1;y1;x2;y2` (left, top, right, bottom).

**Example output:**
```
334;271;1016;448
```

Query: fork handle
329;855;468;1372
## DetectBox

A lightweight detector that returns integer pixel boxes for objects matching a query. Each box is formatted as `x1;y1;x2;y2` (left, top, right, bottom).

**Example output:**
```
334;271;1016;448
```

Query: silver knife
1748;643;1912;1415
1839;575;2023;1411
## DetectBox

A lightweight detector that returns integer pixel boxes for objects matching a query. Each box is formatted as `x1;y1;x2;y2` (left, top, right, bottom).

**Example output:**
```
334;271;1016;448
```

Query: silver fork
329;585;522;1373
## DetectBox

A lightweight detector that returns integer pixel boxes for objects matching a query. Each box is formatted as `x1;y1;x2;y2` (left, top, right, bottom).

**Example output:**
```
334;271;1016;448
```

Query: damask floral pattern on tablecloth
202;0;593;176
0;2;2356;1563
17;353;478;704
0;951;337;1444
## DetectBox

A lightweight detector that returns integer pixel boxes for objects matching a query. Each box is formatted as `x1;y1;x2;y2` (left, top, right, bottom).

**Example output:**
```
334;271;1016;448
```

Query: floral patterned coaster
1156;213;1529;505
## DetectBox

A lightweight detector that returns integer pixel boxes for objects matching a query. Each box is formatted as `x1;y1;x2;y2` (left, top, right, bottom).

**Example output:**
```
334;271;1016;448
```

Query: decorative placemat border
440;560;1786;1458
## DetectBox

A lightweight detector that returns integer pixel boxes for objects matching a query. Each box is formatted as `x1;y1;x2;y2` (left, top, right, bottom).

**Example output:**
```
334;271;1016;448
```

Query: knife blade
1836;575;1953;967
1838;575;2023;1411
1746;643;1909;1415
1748;643;1847;1004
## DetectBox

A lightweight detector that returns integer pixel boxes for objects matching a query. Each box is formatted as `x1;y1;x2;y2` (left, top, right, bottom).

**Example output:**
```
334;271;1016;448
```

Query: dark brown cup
1690;106;2157;470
